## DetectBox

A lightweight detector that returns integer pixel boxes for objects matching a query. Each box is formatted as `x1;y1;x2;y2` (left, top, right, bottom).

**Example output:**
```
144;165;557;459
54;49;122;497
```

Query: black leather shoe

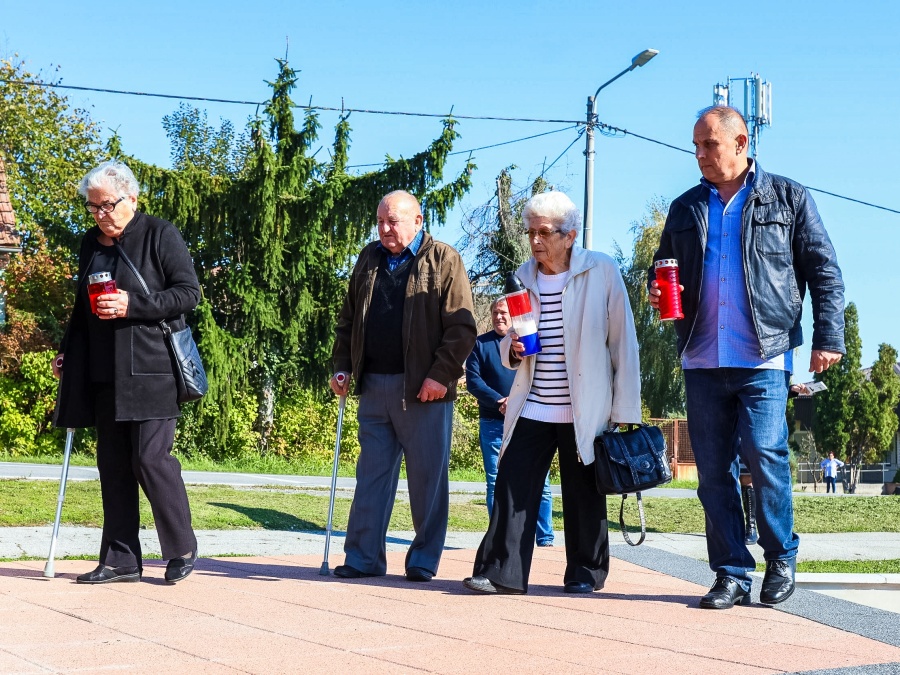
563;581;596;594
699;577;751;609
76;564;141;584
760;558;796;605
462;575;525;595
406;567;433;582
333;564;377;579
165;551;197;583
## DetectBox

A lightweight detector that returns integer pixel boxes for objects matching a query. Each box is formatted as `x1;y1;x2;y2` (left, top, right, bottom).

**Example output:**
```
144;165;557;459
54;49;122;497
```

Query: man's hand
330;372;350;396
647;280;684;311
418;377;447;402
810;350;842;374
498;396;508;416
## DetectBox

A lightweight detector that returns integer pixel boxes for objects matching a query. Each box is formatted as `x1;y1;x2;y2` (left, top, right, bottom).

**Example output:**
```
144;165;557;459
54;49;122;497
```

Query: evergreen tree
614;200;684;417
116;60;474;449
846;343;900;489
815;303;861;460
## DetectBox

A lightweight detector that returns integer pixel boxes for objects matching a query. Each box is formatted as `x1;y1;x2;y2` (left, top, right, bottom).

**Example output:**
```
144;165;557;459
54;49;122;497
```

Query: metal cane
44;428;75;578
320;373;347;576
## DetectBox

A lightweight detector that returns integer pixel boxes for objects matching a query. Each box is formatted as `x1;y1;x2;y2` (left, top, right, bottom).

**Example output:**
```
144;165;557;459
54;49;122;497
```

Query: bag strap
113;240;174;336
618;492;647;547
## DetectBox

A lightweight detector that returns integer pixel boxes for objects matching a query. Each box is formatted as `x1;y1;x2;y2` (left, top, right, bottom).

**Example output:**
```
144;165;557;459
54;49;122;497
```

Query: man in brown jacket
330;190;476;582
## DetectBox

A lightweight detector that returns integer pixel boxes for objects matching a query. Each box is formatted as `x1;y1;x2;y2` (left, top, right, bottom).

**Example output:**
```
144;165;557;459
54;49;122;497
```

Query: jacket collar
517;245;598;288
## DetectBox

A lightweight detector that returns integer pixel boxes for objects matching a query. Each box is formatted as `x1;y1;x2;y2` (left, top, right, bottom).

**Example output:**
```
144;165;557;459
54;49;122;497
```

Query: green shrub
269;386;361;466
0;350;69;456
175;389;261;461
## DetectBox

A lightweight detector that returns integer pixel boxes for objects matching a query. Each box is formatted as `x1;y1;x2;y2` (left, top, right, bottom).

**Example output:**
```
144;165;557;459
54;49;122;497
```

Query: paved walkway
3;461;900;673
2;547;899;675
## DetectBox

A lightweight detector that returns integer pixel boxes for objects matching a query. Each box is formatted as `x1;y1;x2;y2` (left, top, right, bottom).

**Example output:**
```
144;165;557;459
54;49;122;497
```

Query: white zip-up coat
500;247;643;464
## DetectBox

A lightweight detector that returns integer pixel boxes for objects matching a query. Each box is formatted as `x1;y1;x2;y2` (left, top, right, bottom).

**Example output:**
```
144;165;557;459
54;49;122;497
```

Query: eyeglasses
525;228;563;240
84;197;125;214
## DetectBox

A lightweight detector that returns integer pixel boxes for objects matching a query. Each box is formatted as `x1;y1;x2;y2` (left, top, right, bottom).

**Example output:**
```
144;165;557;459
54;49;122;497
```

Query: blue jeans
684;368;799;590
479;418;554;545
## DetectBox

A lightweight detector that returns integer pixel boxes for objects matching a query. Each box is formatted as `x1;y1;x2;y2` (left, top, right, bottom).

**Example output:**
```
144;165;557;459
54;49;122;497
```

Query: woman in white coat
463;191;642;595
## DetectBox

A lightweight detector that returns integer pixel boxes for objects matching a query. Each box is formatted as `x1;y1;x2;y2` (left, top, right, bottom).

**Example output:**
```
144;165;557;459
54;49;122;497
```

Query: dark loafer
406;567;434;582
333;564;377;579
699;577;751;609
165;551;197;583
760;558;796;605
462;575;525;595
76;564;141;584
564;581;596;594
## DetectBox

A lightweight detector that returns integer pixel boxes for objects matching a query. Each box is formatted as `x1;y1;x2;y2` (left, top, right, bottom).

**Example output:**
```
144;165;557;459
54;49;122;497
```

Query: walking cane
44;428;75;578
320;373;347;576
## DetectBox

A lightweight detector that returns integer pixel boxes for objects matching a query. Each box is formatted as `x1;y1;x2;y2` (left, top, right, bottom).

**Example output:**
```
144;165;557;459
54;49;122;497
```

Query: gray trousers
343;373;452;576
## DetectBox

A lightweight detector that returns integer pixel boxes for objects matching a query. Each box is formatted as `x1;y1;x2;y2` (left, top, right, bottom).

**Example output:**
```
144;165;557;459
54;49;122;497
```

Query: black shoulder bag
114;242;208;403
593;423;672;546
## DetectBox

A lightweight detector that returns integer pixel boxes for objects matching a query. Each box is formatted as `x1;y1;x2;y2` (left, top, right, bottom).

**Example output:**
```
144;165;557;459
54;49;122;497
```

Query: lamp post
582;48;658;250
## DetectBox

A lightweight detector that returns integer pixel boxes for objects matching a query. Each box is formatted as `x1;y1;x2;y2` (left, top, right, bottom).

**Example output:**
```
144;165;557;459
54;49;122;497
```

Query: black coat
53;212;201;426
649;163;845;360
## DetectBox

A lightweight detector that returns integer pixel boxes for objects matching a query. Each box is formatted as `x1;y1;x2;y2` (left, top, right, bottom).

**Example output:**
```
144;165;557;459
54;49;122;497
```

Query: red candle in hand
654;259;684;321
87;272;117;315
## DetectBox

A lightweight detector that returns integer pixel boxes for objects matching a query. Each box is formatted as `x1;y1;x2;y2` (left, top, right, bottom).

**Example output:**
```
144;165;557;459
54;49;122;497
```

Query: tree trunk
257;374;275;455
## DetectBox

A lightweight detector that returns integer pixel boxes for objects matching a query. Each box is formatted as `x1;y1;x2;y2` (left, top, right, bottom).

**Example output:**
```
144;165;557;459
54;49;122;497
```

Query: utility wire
4;77;898;215
0;79;581;124
346;125;578;169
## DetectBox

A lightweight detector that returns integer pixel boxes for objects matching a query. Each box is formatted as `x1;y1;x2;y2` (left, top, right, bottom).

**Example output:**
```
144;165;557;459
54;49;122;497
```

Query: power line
0;79;581;124
4;77;898;215
346;125;579;169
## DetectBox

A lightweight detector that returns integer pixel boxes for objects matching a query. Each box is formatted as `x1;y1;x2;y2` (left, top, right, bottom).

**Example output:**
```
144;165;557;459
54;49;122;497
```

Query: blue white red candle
504;273;542;356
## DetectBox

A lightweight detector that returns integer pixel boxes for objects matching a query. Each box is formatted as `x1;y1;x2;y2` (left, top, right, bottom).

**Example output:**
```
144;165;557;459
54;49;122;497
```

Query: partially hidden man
649;106;845;609
330;190;476;582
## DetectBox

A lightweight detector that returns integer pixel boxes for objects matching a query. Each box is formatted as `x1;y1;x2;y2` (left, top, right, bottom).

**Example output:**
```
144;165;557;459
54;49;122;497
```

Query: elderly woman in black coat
53;160;201;584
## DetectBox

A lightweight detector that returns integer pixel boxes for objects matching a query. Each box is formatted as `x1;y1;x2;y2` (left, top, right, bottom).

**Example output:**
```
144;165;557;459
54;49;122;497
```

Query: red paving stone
1;548;898;674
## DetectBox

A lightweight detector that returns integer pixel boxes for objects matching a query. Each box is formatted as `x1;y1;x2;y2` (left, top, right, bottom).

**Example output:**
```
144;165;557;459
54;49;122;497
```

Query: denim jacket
649;163;845;360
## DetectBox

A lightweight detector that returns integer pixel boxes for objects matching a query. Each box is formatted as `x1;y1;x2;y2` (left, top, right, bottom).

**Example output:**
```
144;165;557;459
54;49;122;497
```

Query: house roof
0;154;22;250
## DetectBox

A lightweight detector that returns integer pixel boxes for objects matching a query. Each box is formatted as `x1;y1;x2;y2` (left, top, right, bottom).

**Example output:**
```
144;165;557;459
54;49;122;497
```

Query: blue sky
2;0;898;374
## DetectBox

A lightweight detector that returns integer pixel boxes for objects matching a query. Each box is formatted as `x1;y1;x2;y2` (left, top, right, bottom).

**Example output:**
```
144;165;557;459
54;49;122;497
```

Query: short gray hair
696;105;748;137
522;191;581;236
489;296;508;313
78;160;140;200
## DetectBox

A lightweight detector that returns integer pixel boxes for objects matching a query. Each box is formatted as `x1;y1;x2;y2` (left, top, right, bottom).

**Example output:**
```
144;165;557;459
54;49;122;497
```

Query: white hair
78;160;140;199
521;191;581;236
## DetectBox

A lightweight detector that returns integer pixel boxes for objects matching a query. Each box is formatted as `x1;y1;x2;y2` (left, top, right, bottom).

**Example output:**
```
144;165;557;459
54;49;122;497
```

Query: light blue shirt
683;163;792;372
376;227;425;271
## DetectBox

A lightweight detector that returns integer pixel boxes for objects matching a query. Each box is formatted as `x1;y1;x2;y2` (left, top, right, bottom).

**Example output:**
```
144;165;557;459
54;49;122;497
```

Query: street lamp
582;48;658;250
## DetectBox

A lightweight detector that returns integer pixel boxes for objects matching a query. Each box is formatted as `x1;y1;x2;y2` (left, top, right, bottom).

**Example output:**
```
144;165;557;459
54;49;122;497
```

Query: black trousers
472;417;609;592
94;385;196;568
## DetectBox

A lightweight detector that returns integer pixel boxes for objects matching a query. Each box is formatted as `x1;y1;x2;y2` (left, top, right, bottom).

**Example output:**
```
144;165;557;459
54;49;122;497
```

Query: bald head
697;105;748;137
377;190;424;254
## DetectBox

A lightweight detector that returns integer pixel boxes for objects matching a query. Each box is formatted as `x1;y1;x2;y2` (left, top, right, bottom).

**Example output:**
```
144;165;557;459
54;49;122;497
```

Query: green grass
3;479;899;536
755;559;900;574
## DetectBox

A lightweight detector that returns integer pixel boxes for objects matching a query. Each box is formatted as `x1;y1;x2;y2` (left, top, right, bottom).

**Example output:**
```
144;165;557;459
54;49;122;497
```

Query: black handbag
593;423;672;546
114;242;208;403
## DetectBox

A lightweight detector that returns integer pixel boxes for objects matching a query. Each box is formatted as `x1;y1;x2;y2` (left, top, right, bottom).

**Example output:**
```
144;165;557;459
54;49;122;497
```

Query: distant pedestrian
465;297;554;547
330;190;476;583
820;452;845;493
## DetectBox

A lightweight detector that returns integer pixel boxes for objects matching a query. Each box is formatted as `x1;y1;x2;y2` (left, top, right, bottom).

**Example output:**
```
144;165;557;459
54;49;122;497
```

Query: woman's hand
52;353;64;379
97;289;129;320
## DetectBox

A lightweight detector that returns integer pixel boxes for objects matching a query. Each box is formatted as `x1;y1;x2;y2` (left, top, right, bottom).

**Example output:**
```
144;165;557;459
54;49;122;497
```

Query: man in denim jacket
649;106;845;609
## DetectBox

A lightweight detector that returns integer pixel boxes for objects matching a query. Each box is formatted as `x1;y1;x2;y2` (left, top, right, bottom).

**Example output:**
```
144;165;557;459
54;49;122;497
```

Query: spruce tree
116;60;474;449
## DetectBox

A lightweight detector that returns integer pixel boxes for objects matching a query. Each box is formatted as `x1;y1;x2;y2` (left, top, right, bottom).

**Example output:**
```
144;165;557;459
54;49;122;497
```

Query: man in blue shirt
649;106;845;609
465;297;554;546
819;452;845;493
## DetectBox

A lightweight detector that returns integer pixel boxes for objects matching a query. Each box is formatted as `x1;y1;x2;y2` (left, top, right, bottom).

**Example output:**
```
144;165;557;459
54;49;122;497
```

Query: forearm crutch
320;373;347;576
44;428;75;578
